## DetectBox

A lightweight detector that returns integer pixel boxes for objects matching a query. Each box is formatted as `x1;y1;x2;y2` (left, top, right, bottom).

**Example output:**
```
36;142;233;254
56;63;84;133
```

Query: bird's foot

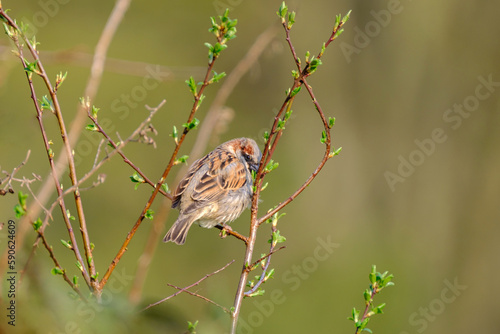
219;224;233;239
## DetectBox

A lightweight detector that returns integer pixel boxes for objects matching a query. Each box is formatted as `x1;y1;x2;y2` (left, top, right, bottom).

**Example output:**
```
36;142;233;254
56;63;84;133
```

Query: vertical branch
0;11;92;287
11;0;131;268
0;0;131;291
230;6;351;333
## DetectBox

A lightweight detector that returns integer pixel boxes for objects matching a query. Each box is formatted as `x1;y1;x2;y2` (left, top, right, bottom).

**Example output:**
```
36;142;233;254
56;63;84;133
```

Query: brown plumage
163;138;261;245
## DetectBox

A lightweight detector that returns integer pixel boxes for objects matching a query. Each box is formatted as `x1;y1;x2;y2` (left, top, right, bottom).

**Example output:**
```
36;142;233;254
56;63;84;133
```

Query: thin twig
245;246;286;297
85;99;171;199
0;45;206;79
166;283;231;314
141;260;235;312
248;245;286;272
29;227;88;302
215;225;249;244
0;11;92;288
0;150;31;193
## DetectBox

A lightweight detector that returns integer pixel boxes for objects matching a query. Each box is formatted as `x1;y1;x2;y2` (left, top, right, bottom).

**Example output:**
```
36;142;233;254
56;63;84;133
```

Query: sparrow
163;137;262;245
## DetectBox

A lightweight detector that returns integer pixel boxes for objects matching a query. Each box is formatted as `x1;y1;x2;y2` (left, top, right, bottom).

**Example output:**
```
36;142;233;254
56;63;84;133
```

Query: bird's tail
163;215;195;245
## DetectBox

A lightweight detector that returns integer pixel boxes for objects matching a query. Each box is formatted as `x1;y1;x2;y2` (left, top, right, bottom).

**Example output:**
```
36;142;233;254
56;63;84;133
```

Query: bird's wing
171;156;207;208
191;148;248;204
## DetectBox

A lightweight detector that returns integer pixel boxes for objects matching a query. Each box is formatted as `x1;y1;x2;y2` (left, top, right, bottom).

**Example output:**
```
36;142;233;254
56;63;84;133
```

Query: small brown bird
163;137;261;245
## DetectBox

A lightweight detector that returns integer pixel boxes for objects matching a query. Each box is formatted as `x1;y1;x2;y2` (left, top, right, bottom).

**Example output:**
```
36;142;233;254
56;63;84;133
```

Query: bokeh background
1;0;499;333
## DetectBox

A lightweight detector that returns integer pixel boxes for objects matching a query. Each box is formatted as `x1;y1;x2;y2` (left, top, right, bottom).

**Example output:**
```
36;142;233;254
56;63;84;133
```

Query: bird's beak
249;162;259;172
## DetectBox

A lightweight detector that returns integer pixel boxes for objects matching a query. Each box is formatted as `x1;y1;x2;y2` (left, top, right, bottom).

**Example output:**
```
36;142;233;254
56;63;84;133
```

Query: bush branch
230;6;350;333
141;260;235;312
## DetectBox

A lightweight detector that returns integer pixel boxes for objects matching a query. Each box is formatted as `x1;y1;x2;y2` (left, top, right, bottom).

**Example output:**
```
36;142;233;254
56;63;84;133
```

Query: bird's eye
243;153;252;162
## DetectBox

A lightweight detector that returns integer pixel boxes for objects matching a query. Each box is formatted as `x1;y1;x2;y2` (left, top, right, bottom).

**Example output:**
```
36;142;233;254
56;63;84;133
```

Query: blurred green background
1;0;499;333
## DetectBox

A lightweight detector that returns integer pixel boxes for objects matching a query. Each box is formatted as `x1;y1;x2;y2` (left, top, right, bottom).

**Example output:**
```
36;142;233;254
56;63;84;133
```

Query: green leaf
14;204;26;218
334;13;342;31
277;119;286;131
161;183;169;193
246;288;265;298
308;57;322;74
334;28;344;39
175;155;189;165
55;71;68;88
364;288;371;303
51;267;64;275
287;11;296;29
72;275;78;286
129;172;145;184
14;191;28;218
270;230;286;244
18;191;28;207
319;42;326;57
170;125;179;144
185;76;197;95
263;131;270;142
342;10;352;24
264;268;275;281
320;130;327;143
381;274;394;287
373;303;386;314
3;23;14;39
66;209;75;220
75;261;84;272
91;105;100;118
24;59;38;74
290;86;301;97
211;71;226;83
40;95;54;112
277;2;288;19
348;307;360;322
33;218;42;231
187;320;198;333
369;271;376;285
264;159;279;173
328;116;335;128
85;124;98;132
359;318;370;331
145;209;154;220
60;239;73;249
183;118;200;130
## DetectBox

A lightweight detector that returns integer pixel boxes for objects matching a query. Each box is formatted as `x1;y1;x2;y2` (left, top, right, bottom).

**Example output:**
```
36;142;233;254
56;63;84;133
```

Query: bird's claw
219;225;233;238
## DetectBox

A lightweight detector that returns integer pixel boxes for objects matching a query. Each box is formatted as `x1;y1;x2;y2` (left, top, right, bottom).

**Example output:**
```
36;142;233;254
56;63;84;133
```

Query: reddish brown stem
98;54;220;291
